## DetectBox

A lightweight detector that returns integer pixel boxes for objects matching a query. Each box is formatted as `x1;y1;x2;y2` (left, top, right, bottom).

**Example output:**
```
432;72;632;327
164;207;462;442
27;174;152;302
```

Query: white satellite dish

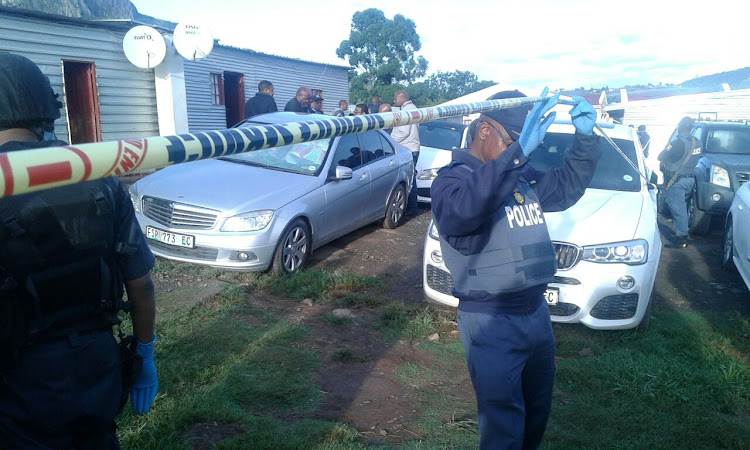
173;22;214;61
123;26;166;69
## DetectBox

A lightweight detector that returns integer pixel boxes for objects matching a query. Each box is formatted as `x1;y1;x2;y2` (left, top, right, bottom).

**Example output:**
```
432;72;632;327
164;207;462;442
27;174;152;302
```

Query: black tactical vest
438;163;557;297
0;178;123;365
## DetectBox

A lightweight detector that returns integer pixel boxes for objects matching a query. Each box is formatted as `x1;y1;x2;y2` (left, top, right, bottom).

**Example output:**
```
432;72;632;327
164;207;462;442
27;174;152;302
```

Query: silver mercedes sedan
129;112;414;274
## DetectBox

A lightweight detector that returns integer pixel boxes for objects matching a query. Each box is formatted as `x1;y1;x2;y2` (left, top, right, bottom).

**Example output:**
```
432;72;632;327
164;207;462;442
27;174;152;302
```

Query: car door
359;130;398;220
319;134;372;243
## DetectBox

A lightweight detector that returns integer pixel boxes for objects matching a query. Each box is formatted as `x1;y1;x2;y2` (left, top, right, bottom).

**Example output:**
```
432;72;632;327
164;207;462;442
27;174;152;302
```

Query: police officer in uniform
0;53;158;448
431;89;601;449
658;116;700;248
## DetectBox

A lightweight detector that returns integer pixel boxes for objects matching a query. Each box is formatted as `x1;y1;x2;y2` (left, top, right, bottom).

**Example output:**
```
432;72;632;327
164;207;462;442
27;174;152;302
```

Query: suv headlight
418;168;440;181
710;165;730;188
128;185;141;213
221;210;274;232
428;222;440;240
581;239;648;265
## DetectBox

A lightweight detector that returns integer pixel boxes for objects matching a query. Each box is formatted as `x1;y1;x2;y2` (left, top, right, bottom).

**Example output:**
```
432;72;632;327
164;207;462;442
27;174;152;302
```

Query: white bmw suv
423;121;662;330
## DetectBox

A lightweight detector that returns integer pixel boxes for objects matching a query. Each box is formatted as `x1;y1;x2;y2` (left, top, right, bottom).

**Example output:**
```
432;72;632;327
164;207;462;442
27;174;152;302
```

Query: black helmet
0;53;61;131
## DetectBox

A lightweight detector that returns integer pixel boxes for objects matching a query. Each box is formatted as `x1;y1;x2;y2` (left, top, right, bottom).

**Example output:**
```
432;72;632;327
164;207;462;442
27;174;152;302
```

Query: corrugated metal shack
183;45;350;131
1;6;351;141
0;6;160;143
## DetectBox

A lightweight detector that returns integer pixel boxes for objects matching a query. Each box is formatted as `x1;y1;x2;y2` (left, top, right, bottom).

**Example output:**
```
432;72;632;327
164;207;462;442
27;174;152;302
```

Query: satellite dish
123;26;166;69
173;22;214;61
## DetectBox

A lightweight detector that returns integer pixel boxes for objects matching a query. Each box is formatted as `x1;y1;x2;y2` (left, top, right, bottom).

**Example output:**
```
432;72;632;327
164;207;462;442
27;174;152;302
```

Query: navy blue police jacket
431;132;602;314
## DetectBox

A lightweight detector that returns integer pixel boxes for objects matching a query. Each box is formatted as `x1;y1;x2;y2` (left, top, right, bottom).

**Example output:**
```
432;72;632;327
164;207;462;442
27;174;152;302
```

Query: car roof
695;121;750;129
238;111;332;126
420;120;467;130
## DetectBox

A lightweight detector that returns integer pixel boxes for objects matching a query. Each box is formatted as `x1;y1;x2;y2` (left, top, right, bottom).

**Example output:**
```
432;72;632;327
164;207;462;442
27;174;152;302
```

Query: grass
117;264;750;449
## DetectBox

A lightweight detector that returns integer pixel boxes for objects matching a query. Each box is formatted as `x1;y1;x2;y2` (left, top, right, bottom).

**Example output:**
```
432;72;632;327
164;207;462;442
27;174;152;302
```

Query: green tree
337;8;428;99
425;71;495;103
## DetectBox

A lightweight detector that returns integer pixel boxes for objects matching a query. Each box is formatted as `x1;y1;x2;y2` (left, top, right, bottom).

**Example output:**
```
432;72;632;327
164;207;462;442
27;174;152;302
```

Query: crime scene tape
0;95;549;198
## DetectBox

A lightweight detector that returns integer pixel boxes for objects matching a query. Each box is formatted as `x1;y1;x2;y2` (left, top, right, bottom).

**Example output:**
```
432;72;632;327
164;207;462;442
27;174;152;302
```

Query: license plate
146;226;195;248
544;288;559;306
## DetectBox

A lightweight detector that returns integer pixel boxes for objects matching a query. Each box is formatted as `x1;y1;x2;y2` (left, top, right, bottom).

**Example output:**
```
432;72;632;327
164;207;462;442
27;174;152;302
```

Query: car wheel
271;219;310;275
722;217;736;271
637;293;654;331
688;192;711;235
383;184;406;229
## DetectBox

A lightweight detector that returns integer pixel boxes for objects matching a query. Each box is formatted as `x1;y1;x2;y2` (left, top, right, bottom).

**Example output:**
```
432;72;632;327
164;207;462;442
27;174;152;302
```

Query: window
210;73;224;105
529;132;640;192
358;131;383;163
331;134;362;170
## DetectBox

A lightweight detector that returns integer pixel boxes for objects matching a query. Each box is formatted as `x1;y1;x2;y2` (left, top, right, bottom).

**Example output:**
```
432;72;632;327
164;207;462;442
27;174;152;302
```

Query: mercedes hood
132;158;322;214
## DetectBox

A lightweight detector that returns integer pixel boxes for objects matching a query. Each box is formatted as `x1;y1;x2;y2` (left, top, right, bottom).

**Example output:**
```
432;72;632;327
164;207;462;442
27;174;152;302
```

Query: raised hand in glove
519;86;559;156
131;334;158;415
568;96;596;135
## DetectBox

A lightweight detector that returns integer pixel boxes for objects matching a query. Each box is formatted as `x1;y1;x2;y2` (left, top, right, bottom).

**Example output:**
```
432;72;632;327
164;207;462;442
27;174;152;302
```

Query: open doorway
62;60;101;144
223;71;245;127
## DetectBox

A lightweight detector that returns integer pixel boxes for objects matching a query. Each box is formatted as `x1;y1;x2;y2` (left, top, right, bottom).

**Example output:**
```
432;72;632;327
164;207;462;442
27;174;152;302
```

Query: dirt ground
153;200;750;446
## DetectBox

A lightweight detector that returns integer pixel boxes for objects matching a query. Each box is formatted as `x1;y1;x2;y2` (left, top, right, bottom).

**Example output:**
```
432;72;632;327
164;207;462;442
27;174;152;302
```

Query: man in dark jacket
431;89;601;449
0;53;158;448
658;116;700;248
284;86;312;113
244;80;277;118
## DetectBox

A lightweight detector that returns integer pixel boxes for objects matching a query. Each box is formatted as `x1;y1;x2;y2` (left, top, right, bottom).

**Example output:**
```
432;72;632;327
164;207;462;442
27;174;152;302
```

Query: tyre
271;219;310;275
383;184;406;229
637;293;654;331
722;217;736;271
688;192;711;235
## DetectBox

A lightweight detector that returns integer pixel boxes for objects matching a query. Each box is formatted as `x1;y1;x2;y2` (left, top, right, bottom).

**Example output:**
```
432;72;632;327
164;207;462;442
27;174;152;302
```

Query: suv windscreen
703;128;750;155
418;122;466;150
529;132;641;192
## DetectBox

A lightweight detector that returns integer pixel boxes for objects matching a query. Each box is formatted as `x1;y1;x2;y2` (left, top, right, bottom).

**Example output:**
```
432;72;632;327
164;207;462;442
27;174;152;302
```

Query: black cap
0;53;61;131
678;116;694;129
482;90;531;138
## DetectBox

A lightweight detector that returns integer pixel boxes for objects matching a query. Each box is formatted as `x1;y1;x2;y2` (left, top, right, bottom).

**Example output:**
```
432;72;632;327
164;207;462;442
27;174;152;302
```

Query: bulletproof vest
665;134;701;177
438;163;557;297
0;178;123;343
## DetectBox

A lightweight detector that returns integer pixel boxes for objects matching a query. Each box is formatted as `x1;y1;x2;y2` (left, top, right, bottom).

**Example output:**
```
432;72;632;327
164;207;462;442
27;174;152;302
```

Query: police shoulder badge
514;188;525;204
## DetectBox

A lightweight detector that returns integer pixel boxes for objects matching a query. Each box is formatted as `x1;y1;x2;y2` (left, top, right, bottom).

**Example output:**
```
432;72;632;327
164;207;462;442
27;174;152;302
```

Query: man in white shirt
392;89;421;215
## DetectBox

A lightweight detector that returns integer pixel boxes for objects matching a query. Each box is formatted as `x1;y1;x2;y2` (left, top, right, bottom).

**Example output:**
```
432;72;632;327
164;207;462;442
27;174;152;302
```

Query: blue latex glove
131;334;158;415
519;86;559;156
569;95;596;135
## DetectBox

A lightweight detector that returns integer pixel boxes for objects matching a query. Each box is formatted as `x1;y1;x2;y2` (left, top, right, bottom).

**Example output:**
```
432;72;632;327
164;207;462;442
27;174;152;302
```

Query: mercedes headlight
581;239;648;265
221;210;274;232
128;184;141;213
710;165;730;188
418;168;440;181
428;222;440;240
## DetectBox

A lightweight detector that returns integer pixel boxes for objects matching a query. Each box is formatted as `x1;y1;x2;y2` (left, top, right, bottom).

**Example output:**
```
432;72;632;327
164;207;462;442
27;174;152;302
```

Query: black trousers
0;329;122;449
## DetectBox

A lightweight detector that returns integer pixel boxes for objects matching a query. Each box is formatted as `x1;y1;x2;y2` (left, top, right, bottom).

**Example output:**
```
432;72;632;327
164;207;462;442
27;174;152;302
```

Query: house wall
183;46;349;131
0;12;160;142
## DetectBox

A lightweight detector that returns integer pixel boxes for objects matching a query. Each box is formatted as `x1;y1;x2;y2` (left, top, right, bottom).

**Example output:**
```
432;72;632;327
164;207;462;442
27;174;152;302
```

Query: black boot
665;236;688;248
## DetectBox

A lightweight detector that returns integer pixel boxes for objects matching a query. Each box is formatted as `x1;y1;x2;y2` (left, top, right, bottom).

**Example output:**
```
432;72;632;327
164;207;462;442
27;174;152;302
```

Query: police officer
0;53;158;448
658;116;700;248
431;88;601;449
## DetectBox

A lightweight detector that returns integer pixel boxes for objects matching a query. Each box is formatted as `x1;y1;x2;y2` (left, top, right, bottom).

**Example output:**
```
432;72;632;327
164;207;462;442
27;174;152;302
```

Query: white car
423;122;662;330
416;120;469;203
722;181;750;291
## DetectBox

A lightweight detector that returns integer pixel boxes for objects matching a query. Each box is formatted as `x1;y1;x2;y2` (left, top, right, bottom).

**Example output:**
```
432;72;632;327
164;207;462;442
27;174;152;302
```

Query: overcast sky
129;0;748;91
